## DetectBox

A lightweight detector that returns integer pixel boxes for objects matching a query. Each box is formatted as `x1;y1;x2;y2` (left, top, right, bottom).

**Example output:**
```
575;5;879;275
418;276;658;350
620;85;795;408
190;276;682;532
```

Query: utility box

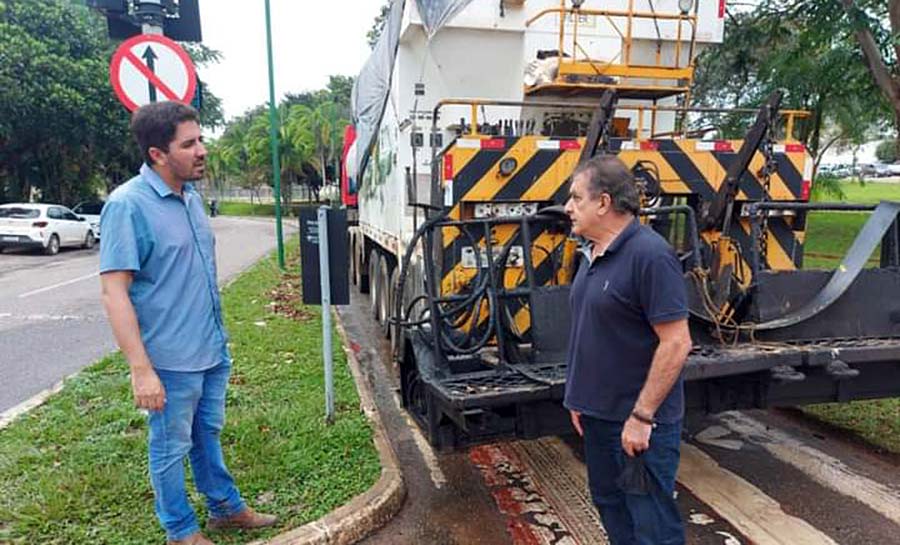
299;207;349;306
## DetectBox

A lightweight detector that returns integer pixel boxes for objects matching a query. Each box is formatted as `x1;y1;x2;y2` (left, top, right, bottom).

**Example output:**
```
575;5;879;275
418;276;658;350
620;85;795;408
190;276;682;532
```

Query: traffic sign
109;34;197;112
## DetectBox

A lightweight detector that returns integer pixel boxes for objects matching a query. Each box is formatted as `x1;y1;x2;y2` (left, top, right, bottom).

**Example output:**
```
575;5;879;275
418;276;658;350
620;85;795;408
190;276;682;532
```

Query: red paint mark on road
470;442;575;544
350;341;361;354
508;518;543;545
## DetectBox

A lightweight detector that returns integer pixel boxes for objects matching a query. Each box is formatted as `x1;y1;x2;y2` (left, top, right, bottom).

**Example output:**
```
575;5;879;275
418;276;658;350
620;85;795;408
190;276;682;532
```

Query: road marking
0;313;87;322
679;443;839;545
18;271;98;298
719;411;900;526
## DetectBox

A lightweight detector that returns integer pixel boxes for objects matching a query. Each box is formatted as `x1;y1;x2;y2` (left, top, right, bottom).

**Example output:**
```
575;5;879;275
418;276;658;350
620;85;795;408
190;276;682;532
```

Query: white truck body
355;0;725;262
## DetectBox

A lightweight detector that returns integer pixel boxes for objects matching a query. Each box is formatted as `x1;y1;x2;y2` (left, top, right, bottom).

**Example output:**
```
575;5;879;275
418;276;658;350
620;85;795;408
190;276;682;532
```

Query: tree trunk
841;0;900;155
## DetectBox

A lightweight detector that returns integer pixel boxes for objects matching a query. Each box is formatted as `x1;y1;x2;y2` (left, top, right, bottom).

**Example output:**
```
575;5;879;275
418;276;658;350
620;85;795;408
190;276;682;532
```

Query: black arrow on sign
142;46;159;102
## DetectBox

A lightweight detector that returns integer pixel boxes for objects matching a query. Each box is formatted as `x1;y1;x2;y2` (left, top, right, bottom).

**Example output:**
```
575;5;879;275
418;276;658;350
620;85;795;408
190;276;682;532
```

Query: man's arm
100;271;166;411
621;318;692;456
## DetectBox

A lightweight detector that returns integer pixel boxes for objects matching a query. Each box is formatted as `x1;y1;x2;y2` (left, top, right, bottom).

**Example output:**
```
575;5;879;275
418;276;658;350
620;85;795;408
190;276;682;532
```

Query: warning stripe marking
122;50;180;101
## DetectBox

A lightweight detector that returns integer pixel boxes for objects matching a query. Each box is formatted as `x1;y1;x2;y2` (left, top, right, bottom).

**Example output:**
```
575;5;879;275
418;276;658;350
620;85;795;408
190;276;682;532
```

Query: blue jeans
582;416;684;545
148;362;245;541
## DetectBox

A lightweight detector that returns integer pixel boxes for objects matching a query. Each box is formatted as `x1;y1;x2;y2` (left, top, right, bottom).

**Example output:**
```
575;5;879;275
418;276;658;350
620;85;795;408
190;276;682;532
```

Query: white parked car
72;201;104;239
0;203;96;255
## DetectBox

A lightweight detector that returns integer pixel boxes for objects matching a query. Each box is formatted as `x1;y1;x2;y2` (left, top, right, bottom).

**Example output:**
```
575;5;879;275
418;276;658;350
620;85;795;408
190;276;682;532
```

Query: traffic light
86;0;202;42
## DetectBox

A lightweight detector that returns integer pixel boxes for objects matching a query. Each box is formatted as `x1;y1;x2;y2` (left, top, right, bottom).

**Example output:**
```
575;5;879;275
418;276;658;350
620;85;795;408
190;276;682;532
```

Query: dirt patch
268;271;315;322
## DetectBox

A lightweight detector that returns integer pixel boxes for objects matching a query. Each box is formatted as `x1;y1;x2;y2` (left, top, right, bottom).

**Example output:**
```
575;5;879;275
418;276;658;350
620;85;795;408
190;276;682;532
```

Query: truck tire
349;232;358;286
387;266;401;353
356;237;370;293
368;248;381;320
378;256;393;338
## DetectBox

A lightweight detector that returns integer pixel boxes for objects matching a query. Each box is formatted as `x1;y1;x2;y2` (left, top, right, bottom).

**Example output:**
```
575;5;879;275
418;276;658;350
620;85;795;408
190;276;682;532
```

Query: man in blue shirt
100;102;276;545
563;155;693;545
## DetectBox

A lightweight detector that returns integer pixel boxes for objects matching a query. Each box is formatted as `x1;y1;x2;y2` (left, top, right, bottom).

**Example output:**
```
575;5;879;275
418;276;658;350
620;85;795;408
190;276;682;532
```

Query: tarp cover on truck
350;0;473;184
416;0;475;38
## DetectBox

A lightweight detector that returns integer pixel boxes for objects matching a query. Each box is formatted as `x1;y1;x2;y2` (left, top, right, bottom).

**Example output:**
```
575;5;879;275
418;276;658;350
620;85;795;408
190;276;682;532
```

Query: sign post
317;207;334;423
109;34;197;111
299;207;349;423
264;0;285;271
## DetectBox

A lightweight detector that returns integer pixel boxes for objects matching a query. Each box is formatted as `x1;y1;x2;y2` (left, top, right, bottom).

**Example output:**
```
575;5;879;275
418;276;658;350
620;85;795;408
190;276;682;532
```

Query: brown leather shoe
207;507;278;531
166;532;215;545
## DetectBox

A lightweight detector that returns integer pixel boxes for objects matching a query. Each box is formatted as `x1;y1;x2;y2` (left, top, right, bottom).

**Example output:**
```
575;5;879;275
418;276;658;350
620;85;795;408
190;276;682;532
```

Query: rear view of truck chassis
348;1;900;450
382;92;900;450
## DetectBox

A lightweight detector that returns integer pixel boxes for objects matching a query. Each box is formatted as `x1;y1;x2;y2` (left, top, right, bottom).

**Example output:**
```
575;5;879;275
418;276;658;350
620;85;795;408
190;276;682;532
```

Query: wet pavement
337;289;750;545
337;274;900;545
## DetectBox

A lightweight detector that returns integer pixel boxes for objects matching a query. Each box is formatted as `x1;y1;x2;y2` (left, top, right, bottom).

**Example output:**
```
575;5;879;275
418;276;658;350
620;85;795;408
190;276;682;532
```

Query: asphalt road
0;216;295;413
341;285;900;545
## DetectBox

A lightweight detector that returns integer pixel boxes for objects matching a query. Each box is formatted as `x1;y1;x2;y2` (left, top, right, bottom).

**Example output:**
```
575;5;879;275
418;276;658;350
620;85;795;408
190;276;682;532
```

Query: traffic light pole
135;0;165;34
264;0;286;271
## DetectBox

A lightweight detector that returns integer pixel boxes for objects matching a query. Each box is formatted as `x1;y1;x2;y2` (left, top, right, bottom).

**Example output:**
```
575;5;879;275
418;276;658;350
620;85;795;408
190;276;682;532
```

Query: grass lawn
0;243;380;544
801;180;900;453
803;400;900;455
217;201;308;218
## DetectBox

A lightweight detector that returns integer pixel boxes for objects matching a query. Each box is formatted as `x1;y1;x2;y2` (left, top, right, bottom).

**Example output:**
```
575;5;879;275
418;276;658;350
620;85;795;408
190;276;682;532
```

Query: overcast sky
197;1;384;121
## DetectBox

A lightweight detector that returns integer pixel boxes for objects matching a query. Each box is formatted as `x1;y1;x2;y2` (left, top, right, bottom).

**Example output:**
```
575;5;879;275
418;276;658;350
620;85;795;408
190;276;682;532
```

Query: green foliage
691;1;891;158
0;242;380;544
0;0;224;205
217;200;307;217
207;76;352;205
875;140;898;163
366;2;391;49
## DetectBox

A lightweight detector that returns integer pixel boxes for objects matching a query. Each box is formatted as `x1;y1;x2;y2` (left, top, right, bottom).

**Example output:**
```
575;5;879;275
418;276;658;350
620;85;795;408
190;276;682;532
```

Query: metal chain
758;108;778;270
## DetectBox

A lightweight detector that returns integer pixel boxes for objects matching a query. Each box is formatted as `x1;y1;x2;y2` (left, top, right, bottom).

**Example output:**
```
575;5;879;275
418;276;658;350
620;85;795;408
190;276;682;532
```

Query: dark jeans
582;415;684;545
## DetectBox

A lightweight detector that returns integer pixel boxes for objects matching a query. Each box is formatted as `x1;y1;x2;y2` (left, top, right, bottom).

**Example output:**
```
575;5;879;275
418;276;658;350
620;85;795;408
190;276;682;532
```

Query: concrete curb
252;312;406;545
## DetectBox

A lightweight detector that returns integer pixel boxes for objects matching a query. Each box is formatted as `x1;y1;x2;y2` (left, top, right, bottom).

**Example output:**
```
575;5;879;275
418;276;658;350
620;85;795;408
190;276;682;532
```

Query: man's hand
570;410;583;436
621;416;652;457
131;366;166;411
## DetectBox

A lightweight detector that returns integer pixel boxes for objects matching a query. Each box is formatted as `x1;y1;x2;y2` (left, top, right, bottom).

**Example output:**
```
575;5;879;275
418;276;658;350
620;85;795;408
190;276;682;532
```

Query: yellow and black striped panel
440;136;580;297
609;138;810;271
435;135;813;337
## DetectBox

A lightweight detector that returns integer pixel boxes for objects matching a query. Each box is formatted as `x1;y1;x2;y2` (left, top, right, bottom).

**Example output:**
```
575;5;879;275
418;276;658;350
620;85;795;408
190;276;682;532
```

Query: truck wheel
349;233;358;286
378;257;393;338
368;249;381;320
356;239;370;293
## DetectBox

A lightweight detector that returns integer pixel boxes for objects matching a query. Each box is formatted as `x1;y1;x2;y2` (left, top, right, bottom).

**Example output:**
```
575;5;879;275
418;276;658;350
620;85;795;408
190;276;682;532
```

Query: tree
876;140;898;164
837;0;900;153
692;2;889;170
207;74;353;206
367;1;391;48
0;0;224;204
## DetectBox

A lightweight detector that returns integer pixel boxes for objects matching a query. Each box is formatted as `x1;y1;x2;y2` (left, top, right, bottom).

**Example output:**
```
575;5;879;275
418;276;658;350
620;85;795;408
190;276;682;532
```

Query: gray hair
572;155;640;215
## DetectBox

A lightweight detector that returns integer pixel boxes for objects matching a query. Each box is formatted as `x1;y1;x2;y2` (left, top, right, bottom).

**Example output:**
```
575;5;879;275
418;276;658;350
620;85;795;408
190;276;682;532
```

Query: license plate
2;236;17;242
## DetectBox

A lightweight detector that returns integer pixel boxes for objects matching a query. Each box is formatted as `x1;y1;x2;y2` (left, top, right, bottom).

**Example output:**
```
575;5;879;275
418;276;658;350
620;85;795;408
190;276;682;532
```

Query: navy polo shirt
564;219;689;423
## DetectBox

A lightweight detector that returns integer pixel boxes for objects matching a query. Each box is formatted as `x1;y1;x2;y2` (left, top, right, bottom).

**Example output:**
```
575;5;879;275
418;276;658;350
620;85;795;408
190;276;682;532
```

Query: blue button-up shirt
100;164;229;372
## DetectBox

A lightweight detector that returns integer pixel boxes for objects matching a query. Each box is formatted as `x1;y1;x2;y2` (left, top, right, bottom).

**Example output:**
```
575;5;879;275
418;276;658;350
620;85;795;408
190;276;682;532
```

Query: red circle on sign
109;34;197;112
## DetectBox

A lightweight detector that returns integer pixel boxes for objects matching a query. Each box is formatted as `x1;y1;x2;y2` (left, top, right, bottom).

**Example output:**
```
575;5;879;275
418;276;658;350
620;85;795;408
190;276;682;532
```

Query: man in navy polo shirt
564;155;693;545
100;102;276;545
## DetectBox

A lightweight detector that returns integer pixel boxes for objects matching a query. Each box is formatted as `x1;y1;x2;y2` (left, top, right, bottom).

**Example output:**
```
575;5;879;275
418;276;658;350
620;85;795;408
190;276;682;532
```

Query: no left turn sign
109;34;197;112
